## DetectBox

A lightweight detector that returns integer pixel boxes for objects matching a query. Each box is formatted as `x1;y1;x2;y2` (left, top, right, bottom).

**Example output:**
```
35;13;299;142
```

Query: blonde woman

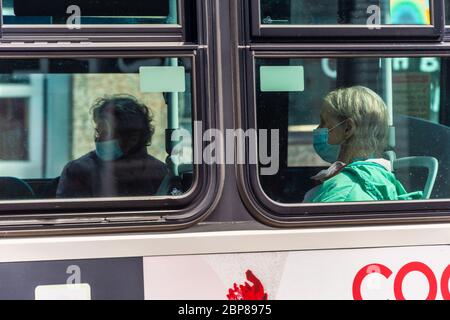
304;86;423;203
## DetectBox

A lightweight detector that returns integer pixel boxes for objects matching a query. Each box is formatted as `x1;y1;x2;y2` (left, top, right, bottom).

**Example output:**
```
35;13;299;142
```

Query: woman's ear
344;119;356;139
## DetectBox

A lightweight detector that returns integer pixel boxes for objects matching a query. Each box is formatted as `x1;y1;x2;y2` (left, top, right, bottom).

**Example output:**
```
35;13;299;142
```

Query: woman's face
95;118;116;142
95;116;141;155
318;103;348;145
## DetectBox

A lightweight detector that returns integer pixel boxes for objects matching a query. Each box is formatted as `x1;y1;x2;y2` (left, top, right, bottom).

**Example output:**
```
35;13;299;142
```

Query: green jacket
310;161;423;203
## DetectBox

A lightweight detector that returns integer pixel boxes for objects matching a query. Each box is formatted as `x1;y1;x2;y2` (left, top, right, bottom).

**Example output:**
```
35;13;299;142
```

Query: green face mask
95;139;124;161
313;119;347;163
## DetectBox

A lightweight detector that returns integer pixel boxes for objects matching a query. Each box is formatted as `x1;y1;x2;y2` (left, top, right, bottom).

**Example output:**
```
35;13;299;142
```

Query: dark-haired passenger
57;95;168;198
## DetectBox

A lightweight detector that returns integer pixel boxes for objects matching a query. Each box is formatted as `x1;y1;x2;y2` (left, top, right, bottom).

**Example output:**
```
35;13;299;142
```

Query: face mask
313;119;347;163
95;140;124;161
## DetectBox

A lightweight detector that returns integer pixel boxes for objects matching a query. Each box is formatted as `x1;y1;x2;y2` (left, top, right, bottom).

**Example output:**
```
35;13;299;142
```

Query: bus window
446;0;450;24
259;0;432;25
0;57;194;201
251;0;443;40
254;56;450;206
2;0;178;25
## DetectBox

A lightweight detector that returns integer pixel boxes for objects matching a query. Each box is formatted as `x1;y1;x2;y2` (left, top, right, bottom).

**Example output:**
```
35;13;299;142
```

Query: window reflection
0;98;28;160
260;0;431;25
2;0;178;25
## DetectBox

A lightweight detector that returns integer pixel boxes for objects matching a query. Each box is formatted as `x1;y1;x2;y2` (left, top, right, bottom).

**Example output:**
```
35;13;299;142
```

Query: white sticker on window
260;66;305;92
35;284;91;300
139;66;186;93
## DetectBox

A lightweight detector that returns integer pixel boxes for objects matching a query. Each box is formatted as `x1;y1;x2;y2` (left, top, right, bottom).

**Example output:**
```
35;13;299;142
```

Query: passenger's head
315;86;389;163
92;95;155;158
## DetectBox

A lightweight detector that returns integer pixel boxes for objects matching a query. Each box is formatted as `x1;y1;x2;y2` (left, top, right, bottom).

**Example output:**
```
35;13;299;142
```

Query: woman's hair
324;86;389;157
92;94;155;149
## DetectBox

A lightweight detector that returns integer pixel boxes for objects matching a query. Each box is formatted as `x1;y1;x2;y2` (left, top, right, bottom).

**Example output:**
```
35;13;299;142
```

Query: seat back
393;156;439;200
393;115;450;199
0;177;35;200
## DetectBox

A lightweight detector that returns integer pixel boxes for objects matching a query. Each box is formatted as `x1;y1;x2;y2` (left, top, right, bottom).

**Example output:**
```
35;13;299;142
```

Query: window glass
0;98;28;160
255;56;447;204
2;0;178;25
260;0;432;25
0;57;194;201
446;0;450;25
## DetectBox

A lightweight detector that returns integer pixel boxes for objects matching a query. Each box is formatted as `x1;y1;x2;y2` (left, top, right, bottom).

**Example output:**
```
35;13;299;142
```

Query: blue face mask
313;119;347;164
95;140;124;161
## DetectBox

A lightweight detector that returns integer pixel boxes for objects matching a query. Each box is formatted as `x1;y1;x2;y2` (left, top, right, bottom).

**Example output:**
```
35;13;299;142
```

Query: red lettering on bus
441;265;450;300
353;262;450;300
352;264;392;300
393;262;437;300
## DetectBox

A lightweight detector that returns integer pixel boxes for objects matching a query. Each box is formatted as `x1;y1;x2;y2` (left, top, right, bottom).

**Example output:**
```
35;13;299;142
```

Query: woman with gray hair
304;86;423;203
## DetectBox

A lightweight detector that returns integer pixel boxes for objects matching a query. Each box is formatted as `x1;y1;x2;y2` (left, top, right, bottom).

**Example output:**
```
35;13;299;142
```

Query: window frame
237;46;450;228
0;47;222;235
0;0;190;42
250;0;445;41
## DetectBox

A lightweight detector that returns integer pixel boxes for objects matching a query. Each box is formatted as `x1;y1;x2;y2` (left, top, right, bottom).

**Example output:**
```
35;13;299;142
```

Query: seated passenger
304;86;423;203
57;95;168;198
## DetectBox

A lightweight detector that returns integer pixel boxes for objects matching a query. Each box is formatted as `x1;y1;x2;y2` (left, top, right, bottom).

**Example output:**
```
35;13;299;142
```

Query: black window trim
0;0;189;42
237;46;450;228
250;0;445;42
0;48;223;236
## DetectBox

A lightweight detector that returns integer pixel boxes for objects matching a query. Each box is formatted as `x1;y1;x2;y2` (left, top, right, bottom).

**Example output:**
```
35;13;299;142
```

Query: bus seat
43;177;60;198
393;156;439;200
393;114;450;199
0;177;35;200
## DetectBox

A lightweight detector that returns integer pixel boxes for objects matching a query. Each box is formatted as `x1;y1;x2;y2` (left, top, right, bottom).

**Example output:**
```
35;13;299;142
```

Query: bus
0;0;449;300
